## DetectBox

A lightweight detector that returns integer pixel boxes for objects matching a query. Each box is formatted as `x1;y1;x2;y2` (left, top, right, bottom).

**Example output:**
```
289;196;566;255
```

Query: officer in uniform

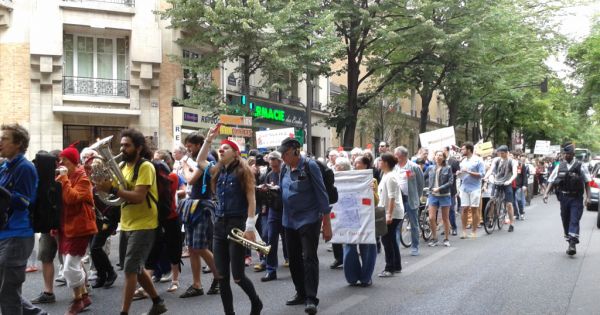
543;142;591;256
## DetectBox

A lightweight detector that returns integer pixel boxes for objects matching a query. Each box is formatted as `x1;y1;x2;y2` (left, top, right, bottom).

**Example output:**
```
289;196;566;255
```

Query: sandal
132;287;148;300
179;285;204;298
167;281;179;292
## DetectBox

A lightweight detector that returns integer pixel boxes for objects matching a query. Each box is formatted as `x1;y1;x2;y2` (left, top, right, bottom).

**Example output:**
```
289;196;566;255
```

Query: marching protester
377;153;403;277
258;151;287;282
0;124;48;315
55;144;98;314
513;155;529;220
198;125;263;315
83;149;120;290
484;145;518;232
426;150;454;247
279;137;331;315
180;133;220;298
96;129;166;315
458;142;485;239
543;142;592;256
393;146;424;256
343;156;378;286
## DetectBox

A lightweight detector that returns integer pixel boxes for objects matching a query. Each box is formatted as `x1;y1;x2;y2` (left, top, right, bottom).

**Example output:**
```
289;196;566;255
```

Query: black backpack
122;159;174;225
31;153;62;233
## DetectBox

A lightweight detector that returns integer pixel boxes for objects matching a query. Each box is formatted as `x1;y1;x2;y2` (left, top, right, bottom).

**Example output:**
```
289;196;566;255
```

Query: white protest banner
255;128;295;148
534;140;551;155
419;127;456;151
549;145;560;155
330;169;376;245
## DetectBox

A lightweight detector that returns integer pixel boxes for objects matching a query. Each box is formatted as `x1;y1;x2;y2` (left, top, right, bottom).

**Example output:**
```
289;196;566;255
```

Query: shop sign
256;128;296;148
174;125;182;144
220;114;253;126
184;112;198;123
220;125;253;138
229;95;305;128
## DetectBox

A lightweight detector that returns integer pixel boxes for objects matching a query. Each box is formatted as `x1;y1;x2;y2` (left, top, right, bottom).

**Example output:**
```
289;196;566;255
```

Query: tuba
89;135;128;206
227;228;271;256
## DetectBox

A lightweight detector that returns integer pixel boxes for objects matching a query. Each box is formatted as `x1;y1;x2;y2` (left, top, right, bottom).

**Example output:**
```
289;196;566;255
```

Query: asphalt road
22;196;600;315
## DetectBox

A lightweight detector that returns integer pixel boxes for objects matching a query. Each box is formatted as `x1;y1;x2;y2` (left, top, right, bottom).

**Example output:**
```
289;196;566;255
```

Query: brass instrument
89;135;128;206
227;228;271;255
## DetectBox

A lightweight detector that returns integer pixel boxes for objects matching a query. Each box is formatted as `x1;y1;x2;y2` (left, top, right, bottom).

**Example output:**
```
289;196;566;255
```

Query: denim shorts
428;195;452;207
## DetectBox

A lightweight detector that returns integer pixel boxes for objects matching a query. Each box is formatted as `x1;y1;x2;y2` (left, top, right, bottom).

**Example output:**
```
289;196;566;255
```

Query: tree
160;0;339;114
567;19;600;115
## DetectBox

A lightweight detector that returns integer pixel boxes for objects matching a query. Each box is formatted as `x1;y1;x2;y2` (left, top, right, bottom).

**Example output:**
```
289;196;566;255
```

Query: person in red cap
194;124;263;315
55;144;98;314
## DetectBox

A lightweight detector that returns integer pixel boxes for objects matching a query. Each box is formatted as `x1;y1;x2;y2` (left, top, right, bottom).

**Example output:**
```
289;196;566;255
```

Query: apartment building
0;0;334;158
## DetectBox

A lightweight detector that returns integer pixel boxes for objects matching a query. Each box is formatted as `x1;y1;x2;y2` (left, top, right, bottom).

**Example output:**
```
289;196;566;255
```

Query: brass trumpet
227;228;271;255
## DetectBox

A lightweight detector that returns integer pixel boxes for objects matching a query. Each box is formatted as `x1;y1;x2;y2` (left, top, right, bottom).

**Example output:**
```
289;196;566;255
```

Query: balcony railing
63;0;135;7
63;76;129;98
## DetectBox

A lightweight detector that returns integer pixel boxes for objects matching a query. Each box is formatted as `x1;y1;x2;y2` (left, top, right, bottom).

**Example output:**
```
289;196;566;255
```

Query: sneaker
410;247;419;256
147;298;167;315
377;270;393;277
443;239;450;247
66;298;85;315
329;260;343;269
428;239;438;247
31;292;56;304
133;287;148;300
451;229;458;236
202;265;211;274
508;225;514;232
460;231;467;239
283;259;289;267
521;214;525;221
159;272;173;283
567;240;576;256
104;271;118;288
466;224;472;229
179;285;204;298
152;275;160;283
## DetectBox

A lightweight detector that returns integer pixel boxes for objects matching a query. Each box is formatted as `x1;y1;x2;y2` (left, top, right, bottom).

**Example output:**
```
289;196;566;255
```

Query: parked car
588;166;599;212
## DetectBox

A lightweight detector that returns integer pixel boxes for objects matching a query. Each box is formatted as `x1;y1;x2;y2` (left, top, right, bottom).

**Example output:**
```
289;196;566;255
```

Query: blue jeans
513;188;525;217
450;196;457;230
397;199;419;250
343;244;377;285
266;210;285;273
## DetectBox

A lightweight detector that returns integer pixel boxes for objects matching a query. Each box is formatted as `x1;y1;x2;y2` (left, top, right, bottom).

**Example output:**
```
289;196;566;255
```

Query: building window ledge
63;94;131;105
60;1;135;16
54;104;140;116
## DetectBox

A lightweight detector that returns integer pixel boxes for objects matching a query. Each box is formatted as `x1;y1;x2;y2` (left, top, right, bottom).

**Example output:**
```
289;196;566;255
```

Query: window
63;34;128;80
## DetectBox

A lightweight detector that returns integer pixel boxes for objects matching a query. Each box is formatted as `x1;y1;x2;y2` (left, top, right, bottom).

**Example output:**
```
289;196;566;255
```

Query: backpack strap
201;161;215;195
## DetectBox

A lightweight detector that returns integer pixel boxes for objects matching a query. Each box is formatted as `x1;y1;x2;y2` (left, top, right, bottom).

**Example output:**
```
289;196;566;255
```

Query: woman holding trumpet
195;123;262;315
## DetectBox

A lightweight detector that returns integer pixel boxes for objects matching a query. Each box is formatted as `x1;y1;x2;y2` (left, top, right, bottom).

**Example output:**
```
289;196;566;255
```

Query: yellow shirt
120;161;158;231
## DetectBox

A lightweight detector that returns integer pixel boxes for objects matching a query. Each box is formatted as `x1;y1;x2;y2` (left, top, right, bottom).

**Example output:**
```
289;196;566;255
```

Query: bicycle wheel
483;200;496;235
497;202;506;230
420;212;433;241
399;217;412;248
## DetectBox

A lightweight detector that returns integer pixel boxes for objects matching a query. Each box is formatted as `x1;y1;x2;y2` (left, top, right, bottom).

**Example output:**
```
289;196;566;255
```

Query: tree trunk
419;91;433;134
447;100;458;127
342;50;360;149
241;55;250;95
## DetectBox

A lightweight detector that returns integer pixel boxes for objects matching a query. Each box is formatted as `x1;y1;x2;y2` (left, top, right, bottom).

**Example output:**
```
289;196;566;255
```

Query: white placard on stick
534;140;551;155
255;128;295;148
330;169;376;245
419;127;456;151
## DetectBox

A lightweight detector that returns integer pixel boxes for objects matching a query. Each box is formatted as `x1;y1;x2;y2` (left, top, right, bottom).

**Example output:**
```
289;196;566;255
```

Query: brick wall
158;54;182;150
0;43;30;126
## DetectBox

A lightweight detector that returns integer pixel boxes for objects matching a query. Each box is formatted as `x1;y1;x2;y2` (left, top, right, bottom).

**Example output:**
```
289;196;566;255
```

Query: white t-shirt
394;163;410;195
378;172;404;219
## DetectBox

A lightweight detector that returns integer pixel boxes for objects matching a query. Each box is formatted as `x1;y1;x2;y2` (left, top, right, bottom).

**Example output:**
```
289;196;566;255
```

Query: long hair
210;155;255;197
433;150;447;167
120;128;151;160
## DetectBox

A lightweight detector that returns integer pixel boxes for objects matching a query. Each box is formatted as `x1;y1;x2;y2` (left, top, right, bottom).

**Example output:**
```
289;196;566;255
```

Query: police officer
543;142;591;256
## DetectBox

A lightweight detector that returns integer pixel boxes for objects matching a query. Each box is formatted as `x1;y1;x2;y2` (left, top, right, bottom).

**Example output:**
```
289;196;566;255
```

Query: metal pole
306;74;313;155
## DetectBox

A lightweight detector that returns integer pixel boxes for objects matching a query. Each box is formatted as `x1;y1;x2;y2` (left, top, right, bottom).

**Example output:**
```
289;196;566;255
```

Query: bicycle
398;192;432;248
483;181;508;234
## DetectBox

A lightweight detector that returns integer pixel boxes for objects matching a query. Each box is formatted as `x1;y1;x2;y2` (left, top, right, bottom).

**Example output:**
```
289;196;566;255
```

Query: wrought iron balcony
63;76;129;98
63;0;135;7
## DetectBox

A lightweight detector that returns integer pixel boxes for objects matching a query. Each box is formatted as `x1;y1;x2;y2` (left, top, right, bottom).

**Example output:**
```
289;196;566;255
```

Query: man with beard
97;129;166;315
